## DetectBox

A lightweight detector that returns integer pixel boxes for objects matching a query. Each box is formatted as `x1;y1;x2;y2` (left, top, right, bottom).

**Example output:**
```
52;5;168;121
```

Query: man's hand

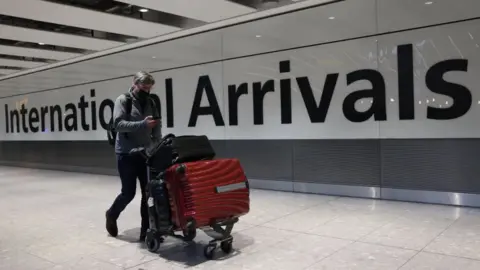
145;116;158;128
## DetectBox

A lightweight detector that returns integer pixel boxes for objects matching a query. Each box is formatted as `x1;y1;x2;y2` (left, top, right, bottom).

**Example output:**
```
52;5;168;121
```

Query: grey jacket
113;89;162;154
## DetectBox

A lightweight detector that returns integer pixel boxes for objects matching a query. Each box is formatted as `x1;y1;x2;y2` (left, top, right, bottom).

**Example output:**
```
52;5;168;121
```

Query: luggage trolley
130;134;248;259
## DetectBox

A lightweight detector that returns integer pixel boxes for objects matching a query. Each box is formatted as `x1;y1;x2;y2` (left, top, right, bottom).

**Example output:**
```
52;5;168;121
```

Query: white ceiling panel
0;25;125;51
0;58;46;68
116;0;256;22
0;45;82;60
222;0;376;58
0;69;21;75
0;0;342;96
377;0;480;33
0;0;181;39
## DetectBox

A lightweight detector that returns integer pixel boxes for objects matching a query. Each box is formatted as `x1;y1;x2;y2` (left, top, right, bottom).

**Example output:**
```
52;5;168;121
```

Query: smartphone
152;116;161;120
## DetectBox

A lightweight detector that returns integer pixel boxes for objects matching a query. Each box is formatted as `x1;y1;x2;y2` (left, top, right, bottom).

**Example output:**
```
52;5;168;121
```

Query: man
105;71;161;242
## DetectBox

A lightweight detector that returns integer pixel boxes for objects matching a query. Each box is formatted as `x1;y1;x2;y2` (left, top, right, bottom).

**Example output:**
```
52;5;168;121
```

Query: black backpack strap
124;92;133;121
107;92;133;146
148;94;162;139
149;93;161;119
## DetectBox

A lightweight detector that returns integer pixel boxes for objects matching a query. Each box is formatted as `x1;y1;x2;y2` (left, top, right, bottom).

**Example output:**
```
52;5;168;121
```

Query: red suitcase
165;158;250;229
164;158;250;258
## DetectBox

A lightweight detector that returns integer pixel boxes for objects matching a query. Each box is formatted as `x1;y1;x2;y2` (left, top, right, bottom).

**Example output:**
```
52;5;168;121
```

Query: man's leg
136;157;149;241
105;154;138;237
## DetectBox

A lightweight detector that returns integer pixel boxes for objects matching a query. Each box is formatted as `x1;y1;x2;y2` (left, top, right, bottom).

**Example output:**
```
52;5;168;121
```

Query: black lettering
297;74;338;123
49;105;62;132
280;60;292;124
228;83;248;126
398;44;415;120
9;108;19;133
64;103;77;132
28;108;40;133
20;104;28;133
343;69;387;122
253;80;275;125
426;59;471;120
40;106;48;132
188;75;225;127
5;104;9;133
165;78;174;128
78;95;89;131
90;89;97;130
99;99;114;130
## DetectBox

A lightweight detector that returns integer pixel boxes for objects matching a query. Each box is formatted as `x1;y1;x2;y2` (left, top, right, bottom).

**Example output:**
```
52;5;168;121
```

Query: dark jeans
107;154;149;231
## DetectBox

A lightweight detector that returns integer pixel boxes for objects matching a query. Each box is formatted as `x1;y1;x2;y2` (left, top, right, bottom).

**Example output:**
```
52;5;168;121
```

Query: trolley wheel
145;236;161;253
183;219;197;241
220;240;233;254
204;244;216;259
183;228;196;241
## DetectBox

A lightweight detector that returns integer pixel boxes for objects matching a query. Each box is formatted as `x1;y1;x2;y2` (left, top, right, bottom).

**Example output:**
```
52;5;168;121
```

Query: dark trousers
107;154;149;231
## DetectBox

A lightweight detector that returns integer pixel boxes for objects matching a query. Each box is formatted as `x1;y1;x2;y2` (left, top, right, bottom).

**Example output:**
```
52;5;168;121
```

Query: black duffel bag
145;134;216;172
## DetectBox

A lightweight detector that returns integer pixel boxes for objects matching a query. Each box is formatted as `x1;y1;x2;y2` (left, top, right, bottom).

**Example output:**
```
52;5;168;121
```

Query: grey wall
2;138;480;207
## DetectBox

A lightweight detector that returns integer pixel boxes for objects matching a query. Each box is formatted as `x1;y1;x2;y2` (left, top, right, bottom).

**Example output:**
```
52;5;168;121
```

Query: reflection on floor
1;166;480;269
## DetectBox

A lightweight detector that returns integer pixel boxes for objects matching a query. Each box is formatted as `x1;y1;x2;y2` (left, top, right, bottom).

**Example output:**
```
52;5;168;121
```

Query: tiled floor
2;167;480;269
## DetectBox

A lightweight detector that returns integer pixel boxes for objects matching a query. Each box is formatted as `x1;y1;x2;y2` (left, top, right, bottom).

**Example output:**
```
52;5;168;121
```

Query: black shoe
105;212;118;237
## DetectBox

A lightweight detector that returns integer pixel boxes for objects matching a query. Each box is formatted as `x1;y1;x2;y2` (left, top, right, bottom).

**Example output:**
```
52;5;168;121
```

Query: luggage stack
131;134;250;259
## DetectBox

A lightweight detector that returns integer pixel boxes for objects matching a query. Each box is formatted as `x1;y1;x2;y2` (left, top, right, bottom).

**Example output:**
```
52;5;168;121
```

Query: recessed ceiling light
139;8;149;12
152;56;156;59
255;35;262;38
425;1;433;5
329;16;335;20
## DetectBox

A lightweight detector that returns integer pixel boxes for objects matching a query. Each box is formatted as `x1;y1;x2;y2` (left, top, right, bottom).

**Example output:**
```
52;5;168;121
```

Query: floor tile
0;249;56;270
360;215;454;250
400;252;480;270
262;207;340;232
2;166;480;270
308;212;396;241
306;242;417;270
90;240;160;268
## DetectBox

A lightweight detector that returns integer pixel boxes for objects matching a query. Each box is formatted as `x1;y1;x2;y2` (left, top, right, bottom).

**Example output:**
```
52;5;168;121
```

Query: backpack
107;92;162;146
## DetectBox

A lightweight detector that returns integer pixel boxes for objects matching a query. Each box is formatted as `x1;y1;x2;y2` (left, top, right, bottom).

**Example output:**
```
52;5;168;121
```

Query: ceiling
0;0;304;77
0;0;479;98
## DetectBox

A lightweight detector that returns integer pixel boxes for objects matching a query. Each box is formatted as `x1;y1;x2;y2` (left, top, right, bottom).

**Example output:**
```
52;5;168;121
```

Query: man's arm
113;94;146;132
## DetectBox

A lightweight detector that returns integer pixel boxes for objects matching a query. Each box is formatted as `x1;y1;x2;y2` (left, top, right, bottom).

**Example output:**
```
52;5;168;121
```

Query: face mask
136;90;150;101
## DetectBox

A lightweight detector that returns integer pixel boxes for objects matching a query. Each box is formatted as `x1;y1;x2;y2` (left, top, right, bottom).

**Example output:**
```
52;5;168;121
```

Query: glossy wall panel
377;19;480;138
221;37;381;140
1;1;480;207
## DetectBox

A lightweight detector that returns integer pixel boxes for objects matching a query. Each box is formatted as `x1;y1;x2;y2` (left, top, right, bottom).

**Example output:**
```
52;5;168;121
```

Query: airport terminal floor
2;166;480;270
